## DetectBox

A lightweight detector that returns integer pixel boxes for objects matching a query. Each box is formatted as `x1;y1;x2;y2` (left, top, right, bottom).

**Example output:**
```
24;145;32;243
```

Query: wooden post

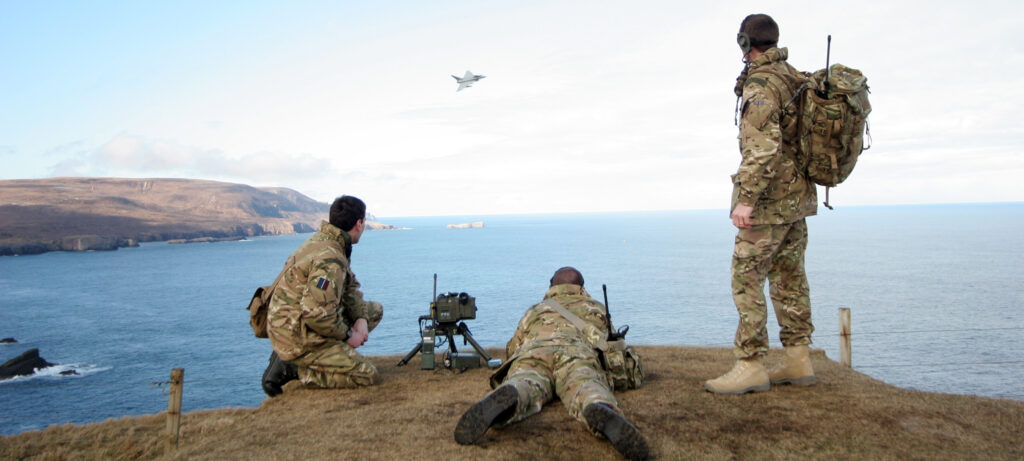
839;308;852;368
166;368;184;455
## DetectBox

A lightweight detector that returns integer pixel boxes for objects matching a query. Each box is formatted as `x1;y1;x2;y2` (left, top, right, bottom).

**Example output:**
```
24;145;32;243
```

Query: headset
737;15;778;54
737;31;752;54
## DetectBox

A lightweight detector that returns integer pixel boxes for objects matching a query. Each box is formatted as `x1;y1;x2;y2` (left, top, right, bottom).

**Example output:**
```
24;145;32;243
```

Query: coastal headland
0;177;392;256
1;346;1021;460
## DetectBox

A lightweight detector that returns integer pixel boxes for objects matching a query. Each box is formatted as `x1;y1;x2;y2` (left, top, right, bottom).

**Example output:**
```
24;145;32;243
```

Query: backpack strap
542;298;609;350
747;67;808;113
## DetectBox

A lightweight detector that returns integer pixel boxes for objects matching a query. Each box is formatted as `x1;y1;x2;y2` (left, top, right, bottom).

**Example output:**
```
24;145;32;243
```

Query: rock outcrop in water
446;221;484;229
0;349;56;380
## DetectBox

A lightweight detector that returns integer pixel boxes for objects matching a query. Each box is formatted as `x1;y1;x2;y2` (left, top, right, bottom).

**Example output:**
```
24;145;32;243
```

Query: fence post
166;368;184;455
839;308;851;368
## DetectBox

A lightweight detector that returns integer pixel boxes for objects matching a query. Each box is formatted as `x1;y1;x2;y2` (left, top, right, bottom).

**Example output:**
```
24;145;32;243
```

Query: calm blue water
1;204;1022;435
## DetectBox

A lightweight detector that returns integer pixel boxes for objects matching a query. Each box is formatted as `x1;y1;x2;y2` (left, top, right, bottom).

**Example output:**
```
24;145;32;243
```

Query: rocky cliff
0;178;375;256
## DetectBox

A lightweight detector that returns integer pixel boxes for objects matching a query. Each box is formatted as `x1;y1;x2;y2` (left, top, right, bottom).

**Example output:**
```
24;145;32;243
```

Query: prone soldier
454;267;649;461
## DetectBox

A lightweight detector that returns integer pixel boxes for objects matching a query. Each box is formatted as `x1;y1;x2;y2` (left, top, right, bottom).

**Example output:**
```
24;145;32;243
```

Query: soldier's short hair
550;266;584;287
329;195;366;232
740;14;779;52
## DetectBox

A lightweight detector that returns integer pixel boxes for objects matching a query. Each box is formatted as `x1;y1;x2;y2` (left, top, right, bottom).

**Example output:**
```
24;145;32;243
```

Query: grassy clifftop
0;178;333;255
2;346;1022;460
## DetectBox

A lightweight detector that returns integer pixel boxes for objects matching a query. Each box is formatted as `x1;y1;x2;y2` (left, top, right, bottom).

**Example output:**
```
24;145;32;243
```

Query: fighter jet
452;70;485;91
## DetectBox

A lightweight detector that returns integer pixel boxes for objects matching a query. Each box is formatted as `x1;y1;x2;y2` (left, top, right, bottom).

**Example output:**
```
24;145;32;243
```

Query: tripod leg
458;322;494;362
397;341;422;366
446;330;459;354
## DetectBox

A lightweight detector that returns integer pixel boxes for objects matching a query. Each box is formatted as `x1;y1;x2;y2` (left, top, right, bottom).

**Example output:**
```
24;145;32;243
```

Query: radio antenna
824;34;832;97
602;284;615;340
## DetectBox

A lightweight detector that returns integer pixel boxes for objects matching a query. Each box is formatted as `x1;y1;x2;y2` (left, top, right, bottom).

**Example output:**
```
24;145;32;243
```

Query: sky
2;1;1022;217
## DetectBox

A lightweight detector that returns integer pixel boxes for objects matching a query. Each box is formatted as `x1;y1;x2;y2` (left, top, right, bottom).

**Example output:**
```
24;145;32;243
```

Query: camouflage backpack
800;65;872;186
750;62;871;208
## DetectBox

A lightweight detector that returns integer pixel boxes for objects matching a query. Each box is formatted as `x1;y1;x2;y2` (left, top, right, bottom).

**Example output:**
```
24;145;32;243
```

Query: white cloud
97;136;195;170
70;134;337;187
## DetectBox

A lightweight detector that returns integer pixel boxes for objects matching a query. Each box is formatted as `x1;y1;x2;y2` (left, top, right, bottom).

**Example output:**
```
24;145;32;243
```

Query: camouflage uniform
731;47;817;359
490;284;619;431
267;221;383;388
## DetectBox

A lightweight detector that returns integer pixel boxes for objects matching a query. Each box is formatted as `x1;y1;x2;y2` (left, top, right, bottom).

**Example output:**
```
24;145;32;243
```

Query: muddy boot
454;385;519;445
704;357;770;395
261;351;298;397
768;345;816;386
583;403;650;461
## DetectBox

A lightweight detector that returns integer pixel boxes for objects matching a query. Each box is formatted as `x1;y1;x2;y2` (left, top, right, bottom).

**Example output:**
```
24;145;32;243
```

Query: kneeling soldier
454;267;649;461
261;195;384;395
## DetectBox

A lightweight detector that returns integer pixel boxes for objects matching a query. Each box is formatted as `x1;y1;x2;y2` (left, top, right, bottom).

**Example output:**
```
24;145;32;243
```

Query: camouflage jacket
504;284;611;359
267;221;370;361
732;47;817;224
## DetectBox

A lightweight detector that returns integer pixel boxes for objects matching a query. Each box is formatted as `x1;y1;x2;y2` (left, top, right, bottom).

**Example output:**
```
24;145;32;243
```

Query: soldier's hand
346;318;369;348
731;203;754;229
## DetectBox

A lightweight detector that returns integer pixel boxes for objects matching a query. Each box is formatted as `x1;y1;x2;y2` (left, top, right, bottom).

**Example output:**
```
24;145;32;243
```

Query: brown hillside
2;346;1022;460
0;178;331;255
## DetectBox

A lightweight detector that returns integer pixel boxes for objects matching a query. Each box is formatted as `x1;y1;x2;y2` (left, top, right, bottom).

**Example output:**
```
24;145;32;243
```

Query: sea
1;203;1022;436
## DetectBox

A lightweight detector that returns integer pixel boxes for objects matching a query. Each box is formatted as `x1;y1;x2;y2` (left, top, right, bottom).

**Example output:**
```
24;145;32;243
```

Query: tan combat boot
768;345;816;386
704;357;770;394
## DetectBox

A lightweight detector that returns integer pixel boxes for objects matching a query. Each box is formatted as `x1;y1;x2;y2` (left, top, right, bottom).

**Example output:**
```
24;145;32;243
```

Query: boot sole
703;380;771;395
583;403;650;461
770;375;817;386
454;385;518;445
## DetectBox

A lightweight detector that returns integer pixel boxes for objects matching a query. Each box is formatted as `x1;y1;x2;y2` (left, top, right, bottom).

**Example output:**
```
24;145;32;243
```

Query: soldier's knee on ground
337;359;378;387
299;359;378;389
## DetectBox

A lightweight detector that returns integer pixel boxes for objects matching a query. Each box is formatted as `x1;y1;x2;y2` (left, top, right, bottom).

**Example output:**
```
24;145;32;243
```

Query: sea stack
0;348;56;380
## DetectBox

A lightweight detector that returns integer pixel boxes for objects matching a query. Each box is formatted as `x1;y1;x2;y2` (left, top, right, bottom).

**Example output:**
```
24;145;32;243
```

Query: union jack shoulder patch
316;278;331;290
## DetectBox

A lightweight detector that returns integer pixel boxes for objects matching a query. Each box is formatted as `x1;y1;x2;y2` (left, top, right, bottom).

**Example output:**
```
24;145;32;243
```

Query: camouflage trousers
291;301;384;389
731;219;813;359
498;343;619;433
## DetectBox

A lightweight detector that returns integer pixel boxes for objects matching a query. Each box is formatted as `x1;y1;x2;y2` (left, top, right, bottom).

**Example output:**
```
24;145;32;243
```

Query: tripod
397;316;500;370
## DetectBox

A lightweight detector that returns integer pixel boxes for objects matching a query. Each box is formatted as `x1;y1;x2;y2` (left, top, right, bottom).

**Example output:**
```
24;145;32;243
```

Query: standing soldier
454;267;649;461
261;195;384;396
705;14;818;394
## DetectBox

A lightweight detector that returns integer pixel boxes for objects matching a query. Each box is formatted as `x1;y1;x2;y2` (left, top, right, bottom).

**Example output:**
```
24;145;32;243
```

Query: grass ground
2;346;1022;460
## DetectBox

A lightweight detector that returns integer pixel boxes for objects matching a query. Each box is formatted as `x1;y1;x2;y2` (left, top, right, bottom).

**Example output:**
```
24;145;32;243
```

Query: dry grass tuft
2;346;1023;460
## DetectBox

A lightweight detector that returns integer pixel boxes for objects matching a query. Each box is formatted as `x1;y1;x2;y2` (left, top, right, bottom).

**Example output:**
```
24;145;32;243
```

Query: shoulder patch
315;278;331;290
741;93;779;131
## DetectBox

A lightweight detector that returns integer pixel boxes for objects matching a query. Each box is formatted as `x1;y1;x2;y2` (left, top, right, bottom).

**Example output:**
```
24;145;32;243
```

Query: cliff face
0;178;330;256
